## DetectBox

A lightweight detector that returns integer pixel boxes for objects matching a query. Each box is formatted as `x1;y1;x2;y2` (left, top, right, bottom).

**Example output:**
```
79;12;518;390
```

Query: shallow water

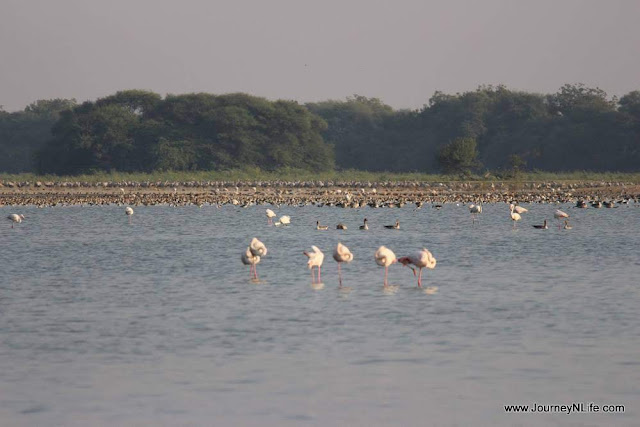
1;203;639;426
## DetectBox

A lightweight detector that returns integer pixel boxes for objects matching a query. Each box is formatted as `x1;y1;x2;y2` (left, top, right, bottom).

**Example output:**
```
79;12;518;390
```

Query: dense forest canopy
1;84;639;175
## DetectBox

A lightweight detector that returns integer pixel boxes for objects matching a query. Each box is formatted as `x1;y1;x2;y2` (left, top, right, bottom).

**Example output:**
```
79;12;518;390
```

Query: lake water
1;203;639;426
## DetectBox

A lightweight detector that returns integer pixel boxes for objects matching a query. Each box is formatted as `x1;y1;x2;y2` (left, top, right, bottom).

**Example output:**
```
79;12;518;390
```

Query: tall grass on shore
2;168;640;184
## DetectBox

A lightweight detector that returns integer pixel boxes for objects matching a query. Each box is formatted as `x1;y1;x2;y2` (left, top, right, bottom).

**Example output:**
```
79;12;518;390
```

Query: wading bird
266;209;276;225
303;246;324;284
375;246;397;287
241;247;261;280
509;204;521;228
7;214;24;228
333;243;353;287
554;209;569;229
469;204;482;224
398;248;436;288
125;207;134;223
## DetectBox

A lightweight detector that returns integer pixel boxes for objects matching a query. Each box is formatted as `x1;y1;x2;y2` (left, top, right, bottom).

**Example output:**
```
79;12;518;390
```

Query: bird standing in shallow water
266;209;276;225
246;238;267;280
469;204;482;224
398;248;436;288
554;209;569;229
375;246;397;287
7;214;24;228
241;247;261;280
333;243;353;287
509;205;521;228
125;207;134;224
304;246;324;284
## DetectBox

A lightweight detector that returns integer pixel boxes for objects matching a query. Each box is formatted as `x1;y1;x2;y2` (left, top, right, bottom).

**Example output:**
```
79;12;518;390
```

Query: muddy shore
1;180;638;207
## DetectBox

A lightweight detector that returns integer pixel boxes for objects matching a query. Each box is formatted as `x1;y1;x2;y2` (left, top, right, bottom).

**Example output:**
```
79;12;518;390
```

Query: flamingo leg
318;265;321;283
254;265;259;280
338;263;342;287
384;266;389;287
418;268;423;288
311;268;315;284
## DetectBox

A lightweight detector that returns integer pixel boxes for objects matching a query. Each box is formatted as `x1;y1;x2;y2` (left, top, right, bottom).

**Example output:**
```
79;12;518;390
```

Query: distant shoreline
1;178;638;207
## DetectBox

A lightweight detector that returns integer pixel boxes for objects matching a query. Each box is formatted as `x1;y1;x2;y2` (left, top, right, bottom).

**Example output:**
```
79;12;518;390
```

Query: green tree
437;137;479;175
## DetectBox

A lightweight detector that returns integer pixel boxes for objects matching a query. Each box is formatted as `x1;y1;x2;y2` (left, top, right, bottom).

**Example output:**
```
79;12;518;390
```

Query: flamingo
554;209;569;229
249;238;267;257
511;203;528;214
275;215;290;227
241;247;261;280
125;207;134;223
303;246;324;284
316;221;328;230
266;209;276;225
333;243;353;287
375;246;397;287
7;214;24;228
532;219;548;229
469;203;482;224
384;220;400;230
509;204;521;228
398;248;436;288
359;218;369;230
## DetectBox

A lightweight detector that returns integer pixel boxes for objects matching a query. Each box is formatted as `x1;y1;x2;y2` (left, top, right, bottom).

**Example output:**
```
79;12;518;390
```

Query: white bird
554;209;569;229
333;243;354;287
7;214;24;228
469;203;482;224
125;207;134;223
375;246;397;287
275;215;291;226
249;237;267;257
266;209;276;225
398;248;437;288
303;245;324;284
241;247;261;280
510;203;528;214
509;204;521;228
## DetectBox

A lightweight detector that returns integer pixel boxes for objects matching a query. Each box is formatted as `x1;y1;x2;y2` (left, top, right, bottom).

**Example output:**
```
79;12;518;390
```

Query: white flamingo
469;203;482;224
554;209;569;229
509;204;521;228
7;214;24;228
275;215;291;227
241;247;261;280
266;209;276;225
510;203;528;214
303;246;324;284
398;248;437;288
333;243;353;287
375;246;397;287
125;206;134;224
249;238;267;257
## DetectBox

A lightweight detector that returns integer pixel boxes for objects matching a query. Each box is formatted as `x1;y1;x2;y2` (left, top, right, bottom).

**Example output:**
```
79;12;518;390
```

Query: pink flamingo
375;246;397;287
398;248;437;288
304;246;324;284
333;243;353;287
241;247;260;280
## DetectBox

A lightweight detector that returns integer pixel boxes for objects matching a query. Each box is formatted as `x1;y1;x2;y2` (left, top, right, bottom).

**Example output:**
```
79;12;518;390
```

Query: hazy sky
1;0;639;111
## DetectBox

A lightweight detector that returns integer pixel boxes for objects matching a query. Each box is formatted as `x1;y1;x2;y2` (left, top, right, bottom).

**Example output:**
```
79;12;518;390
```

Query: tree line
1;84;639;175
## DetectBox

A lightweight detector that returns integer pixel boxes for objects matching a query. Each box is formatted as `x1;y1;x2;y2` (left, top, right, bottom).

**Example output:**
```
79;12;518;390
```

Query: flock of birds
6;196;631;291
240;236;437;292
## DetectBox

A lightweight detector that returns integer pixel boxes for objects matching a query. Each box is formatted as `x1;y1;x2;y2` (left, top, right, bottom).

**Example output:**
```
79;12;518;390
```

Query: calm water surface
1;203;639;426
